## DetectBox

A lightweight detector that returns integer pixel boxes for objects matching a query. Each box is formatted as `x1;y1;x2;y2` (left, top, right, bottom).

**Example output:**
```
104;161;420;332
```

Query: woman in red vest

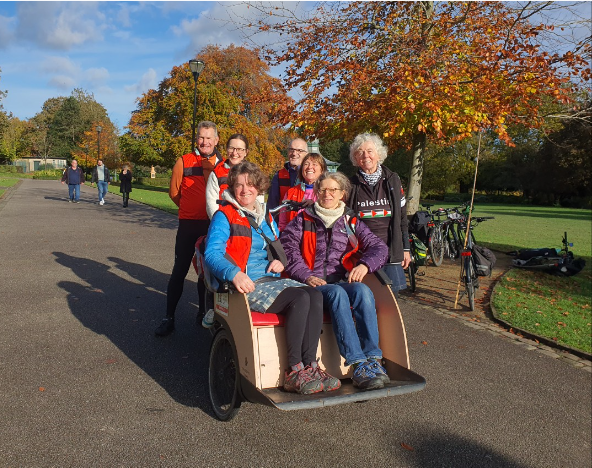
280;172;390;391
204;161;340;395
278;153;327;231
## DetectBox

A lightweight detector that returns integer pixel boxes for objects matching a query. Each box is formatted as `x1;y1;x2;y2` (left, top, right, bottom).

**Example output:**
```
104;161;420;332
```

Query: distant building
13;157;68;173
308;139;340;173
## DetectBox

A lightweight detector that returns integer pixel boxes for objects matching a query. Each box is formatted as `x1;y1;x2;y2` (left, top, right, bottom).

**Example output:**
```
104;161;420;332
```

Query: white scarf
313;201;346;228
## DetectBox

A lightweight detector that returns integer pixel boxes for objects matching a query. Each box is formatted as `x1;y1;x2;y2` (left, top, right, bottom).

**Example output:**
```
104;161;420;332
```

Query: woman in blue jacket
281;171;390;390
204;161;340;395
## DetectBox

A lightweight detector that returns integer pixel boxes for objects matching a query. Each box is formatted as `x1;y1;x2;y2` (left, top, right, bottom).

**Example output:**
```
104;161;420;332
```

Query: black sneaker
352;361;384;390
368;359;390;385
155;317;175;337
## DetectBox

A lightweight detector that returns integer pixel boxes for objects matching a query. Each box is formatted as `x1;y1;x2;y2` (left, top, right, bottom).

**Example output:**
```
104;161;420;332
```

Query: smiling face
226;138;248;166
301;158;323;185
317;178;345;210
287;138;308;168
354;140;380;174
233;173;259;210
197;127;219;157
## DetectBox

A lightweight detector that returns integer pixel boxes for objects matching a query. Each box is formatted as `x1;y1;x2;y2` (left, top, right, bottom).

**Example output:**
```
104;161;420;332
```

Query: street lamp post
96;125;102;164
85;144;89;181
188;59;205;154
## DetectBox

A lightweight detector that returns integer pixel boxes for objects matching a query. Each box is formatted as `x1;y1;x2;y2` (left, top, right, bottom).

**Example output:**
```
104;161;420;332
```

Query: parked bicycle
457;216;494;310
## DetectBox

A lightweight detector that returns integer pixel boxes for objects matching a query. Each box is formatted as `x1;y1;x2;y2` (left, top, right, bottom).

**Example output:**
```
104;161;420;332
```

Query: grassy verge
0;178;21;187
425;201;591;353
100;183;178;216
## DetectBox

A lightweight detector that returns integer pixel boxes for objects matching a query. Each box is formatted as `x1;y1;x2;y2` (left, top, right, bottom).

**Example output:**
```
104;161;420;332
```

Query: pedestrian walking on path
119;164;132;208
91;158;111;205
61;159;85;203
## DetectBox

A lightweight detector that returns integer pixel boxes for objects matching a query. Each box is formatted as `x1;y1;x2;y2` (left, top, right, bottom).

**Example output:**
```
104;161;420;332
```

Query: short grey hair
197;121;218;137
314;171;351;202
349;133;388;166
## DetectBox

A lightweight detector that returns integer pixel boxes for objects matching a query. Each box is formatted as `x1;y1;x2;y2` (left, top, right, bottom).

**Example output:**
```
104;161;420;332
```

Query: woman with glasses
347;133;411;296
206;134;252;219
277;152;327;231
280;172;391;391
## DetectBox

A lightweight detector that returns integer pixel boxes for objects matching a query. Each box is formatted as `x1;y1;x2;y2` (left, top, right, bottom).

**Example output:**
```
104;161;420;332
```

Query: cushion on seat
251;311;331;327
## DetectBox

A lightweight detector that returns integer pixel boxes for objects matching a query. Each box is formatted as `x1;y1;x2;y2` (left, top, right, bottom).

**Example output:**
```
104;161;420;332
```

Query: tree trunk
407;132;427;215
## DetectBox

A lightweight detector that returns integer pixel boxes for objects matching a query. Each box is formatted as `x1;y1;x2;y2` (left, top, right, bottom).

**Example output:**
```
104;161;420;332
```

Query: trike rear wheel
209;329;241;421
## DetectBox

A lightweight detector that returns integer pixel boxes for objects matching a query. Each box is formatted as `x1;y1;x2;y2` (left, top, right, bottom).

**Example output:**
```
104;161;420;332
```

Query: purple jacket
280;205;388;284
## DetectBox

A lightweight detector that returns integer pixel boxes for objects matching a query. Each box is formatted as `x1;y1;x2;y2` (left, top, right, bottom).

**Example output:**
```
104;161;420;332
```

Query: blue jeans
316;282;382;366
97;181;108;202
68;184;80;202
382;263;407;293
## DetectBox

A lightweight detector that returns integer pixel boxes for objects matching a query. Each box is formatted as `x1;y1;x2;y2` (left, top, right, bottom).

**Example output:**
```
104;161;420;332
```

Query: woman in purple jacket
280;171;390;391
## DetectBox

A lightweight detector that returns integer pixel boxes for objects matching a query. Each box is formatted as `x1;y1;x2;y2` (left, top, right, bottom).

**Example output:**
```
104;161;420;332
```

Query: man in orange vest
155;121;223;337
267;138;308;211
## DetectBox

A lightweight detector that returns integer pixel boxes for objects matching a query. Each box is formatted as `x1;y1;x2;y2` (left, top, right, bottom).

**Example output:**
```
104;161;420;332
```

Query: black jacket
119;170;132;193
91;166;111;184
348;165;410;263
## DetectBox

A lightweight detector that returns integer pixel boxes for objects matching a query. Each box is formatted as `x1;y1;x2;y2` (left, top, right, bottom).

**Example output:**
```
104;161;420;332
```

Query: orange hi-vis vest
218;203;276;272
301;211;361;272
282;184;306;227
179;153;208;220
213;160;230;199
278;167;292;201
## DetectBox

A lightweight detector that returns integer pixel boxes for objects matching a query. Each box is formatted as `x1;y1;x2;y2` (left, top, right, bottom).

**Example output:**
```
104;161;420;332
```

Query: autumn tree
234;1;591;212
125;44;294;175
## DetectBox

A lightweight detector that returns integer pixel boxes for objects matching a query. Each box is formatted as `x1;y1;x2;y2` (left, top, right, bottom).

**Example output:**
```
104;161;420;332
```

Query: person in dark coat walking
61;159;85;203
119;164;132;207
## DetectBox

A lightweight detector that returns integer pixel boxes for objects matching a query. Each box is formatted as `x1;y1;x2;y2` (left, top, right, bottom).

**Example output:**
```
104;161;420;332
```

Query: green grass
0;178;21;187
492;268;591;353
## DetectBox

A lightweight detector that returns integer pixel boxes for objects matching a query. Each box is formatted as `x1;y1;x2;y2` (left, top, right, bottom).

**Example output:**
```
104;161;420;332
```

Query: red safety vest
179;153;208;220
213;160;230;199
218;204;276;272
300;212;361;272
278;167;292;201
282;184;306;227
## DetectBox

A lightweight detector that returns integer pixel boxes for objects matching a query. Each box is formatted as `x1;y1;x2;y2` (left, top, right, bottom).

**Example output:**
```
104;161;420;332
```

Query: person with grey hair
155;120;223;337
281;171;390;390
347;133;411;295
267;137;309;211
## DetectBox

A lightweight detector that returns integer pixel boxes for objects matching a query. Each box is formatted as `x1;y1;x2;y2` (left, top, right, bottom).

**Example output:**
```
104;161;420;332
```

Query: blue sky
0;1;269;130
1;2;590;133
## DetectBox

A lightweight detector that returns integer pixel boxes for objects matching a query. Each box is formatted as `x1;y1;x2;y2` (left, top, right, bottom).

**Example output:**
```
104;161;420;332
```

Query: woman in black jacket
347;133;411;295
119;164;132;207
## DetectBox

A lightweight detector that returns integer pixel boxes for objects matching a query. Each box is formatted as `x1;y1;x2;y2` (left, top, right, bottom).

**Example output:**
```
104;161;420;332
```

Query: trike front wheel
209;329;241;421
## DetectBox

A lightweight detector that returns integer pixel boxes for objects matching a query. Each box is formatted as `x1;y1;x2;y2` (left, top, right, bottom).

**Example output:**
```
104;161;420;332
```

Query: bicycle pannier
412;234;428;266
472;244;496;277
409;211;431;245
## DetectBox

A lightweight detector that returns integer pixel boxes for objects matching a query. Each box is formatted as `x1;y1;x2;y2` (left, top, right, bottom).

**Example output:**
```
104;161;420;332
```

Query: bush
33;169;64;180
136;177;170;187
0;165;22;174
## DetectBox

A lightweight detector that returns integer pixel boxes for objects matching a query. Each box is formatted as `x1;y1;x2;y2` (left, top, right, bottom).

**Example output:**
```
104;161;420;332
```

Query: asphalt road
1;179;590;468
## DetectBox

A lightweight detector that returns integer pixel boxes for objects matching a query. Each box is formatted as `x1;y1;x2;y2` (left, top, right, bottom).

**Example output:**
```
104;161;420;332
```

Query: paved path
1;180;590;467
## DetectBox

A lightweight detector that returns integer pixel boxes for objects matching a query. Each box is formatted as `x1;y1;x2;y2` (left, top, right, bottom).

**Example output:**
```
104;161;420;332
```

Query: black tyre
407;262;417;293
209;329;241;421
446;228;459;259
466;260;475;311
429;226;444;267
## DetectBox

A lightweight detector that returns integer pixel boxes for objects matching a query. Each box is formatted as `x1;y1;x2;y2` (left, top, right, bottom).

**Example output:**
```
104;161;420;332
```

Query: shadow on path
53;251;214;417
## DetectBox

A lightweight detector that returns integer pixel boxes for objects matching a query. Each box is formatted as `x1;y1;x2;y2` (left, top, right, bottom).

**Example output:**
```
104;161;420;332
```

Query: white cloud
15;2;105;50
124;68;158;94
41;56;80;76
85;68;110;86
0;14;15;49
48;75;77;90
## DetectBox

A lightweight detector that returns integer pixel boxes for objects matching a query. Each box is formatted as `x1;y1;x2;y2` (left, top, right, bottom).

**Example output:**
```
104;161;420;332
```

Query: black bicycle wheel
209;329;241;421
429;226;444;266
446;227;459;259
466;259;475;311
407;262;417;293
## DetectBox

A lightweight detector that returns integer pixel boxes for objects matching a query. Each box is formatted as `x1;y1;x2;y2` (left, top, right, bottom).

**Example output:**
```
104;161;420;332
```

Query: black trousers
166;219;210;318
266;286;324;368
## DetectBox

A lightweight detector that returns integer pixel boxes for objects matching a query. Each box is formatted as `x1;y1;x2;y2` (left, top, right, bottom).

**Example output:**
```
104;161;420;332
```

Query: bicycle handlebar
268;199;308;215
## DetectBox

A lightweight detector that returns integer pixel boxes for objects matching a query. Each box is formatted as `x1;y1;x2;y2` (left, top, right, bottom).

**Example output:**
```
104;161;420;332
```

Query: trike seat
250;311;332;327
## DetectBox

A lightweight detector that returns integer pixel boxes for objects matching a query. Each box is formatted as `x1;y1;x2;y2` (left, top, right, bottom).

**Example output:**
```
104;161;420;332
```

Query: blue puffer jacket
204;198;280;284
280;204;388;284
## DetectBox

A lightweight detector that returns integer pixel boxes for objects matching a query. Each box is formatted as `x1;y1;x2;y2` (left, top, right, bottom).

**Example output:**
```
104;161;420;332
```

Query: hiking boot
201;309;215;329
284;367;323;395
309;363;341;392
368;359;390;385
154;317;175;337
352;361;384;390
